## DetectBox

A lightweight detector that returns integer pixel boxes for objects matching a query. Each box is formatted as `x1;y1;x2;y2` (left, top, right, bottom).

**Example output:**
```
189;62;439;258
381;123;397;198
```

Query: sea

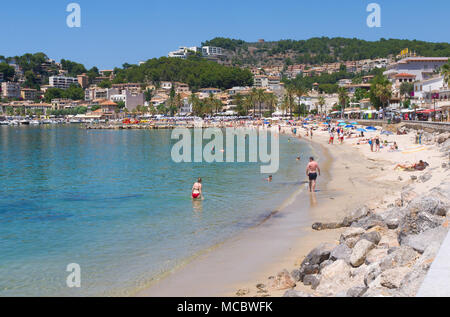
0;125;315;296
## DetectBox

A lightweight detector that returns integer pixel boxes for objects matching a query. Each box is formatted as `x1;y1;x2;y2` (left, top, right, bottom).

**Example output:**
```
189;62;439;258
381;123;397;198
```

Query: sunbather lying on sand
394;160;429;171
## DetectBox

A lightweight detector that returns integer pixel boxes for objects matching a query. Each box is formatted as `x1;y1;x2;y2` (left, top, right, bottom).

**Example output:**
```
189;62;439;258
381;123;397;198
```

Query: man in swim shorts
306;157;321;193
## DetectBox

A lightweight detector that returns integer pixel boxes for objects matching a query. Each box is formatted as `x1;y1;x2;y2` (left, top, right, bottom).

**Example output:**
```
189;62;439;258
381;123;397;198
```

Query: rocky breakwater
284;179;450;297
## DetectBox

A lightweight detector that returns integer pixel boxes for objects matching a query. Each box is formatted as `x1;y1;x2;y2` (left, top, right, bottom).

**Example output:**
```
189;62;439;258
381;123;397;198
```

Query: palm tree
252;88;267;118
265;93;278;117
337;87;349;118
318;96;326;115
189;94;203;117
295;86;308;116
375;81;392;111
399;82;414;108
441;63;450;87
285;85;296;119
243;93;255;118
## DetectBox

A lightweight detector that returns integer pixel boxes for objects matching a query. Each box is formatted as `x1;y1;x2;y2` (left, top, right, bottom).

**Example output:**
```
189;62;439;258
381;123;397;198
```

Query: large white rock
350;240;375;267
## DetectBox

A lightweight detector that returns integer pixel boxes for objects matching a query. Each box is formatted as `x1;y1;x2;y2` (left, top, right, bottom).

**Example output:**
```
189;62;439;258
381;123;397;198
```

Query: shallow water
0;126;313;296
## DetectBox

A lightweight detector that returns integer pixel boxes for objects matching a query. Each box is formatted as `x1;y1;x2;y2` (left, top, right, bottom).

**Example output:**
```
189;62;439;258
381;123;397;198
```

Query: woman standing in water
192;178;203;200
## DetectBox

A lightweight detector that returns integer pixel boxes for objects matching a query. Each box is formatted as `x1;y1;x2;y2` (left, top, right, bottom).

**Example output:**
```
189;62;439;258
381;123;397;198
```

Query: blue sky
1;0;449;69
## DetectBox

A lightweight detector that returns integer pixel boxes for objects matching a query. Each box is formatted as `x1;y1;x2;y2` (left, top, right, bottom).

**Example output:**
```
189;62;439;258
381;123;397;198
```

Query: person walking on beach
192;178;203;200
329;130;335;144
306;157;321;193
369;138;374;152
375;137;381;152
310;127;313;140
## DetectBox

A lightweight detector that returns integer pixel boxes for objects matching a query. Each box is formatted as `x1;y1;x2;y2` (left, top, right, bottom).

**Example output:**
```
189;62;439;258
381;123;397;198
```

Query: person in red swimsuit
192;178;203;200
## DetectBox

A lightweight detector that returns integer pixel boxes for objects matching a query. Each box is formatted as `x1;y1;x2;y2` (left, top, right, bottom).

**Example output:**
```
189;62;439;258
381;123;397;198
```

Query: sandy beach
230;123;450;297
134;122;450;298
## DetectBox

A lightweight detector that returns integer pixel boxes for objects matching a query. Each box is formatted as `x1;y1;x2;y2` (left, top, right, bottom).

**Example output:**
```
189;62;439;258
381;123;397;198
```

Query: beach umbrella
350;122;358;125
345;125;354;128
366;126;377;131
357;128;367;132
338;123;346;126
381;130;393;135
337;120;346;123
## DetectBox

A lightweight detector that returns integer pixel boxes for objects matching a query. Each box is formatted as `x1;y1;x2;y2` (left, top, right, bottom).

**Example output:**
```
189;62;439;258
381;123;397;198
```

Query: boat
19;120;30;125
30;120;40;125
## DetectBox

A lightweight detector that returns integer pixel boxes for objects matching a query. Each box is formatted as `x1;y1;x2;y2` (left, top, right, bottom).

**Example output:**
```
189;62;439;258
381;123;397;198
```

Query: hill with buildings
202;37;450;67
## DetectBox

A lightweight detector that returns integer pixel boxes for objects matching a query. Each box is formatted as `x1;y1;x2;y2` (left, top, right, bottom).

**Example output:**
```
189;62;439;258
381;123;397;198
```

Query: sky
1;0;449;69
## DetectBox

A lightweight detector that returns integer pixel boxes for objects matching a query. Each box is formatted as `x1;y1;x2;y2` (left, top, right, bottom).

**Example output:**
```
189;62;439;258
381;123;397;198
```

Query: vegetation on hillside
203;37;450;66
111;56;254;90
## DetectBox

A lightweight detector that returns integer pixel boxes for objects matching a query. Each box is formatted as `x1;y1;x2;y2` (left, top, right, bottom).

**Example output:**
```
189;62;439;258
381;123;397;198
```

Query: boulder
301;243;335;266
378;207;408;230
351;214;386;230
347;286;368;297
365;248;389;265
303;274;321;290
401;188;418;205
407;196;448;217
436;132;450;144
379;246;420;272
364;262;382;287
320;260;333;271
398;211;444;243
291;264;319;282
312;222;344;231
350;240;375;267
268;270;296;291
379;267;411;289
400;226;449;254
340;227;365;248
283;290;313;297
360;231;382;245
378;229;400;248
342;206;371;226
330;244;352;263
315;260;353;296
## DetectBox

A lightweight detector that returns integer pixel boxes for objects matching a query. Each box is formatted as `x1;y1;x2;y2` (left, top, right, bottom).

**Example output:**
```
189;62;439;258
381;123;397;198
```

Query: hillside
202;37;450;67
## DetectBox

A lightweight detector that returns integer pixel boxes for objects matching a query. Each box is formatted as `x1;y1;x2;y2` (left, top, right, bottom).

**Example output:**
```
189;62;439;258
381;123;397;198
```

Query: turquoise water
0;126;313;296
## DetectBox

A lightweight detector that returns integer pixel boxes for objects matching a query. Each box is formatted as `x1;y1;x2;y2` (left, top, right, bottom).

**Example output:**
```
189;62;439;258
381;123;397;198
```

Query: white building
254;75;269;88
202;46;223;56
384;57;449;82
168;47;200;59
413;76;446;101
110;91;145;112
49;76;79;89
1;82;21;99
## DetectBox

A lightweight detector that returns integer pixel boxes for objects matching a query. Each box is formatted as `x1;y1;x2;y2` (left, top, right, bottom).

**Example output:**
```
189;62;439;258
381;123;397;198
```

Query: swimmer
192;178;203;200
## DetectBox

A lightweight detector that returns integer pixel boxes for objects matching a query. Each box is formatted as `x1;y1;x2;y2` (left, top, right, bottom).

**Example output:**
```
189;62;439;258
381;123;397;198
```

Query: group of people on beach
328;127;345;145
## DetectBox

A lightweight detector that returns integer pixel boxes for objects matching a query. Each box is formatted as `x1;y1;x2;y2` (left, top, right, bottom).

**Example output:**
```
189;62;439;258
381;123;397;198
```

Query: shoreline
136;126;395;297
233;125;450;297
135;133;324;297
